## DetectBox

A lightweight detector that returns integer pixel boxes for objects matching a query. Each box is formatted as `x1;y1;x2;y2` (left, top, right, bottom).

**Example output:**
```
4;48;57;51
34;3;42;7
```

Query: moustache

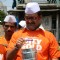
6;30;12;32
28;23;35;26
27;22;35;24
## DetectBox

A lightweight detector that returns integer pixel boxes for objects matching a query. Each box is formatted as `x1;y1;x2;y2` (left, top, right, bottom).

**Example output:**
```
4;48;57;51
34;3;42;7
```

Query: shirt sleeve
48;32;59;58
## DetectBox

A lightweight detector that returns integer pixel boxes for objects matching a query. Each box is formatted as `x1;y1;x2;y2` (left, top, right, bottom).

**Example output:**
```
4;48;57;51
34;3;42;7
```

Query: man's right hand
15;38;25;49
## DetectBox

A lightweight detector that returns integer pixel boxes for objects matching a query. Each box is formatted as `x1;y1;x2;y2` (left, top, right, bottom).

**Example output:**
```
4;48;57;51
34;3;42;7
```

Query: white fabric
25;2;40;14
19;20;26;28
38;24;45;31
4;15;17;22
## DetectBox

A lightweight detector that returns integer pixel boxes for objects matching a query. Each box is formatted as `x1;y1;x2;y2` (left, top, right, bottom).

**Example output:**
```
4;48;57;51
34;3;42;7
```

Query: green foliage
0;10;7;22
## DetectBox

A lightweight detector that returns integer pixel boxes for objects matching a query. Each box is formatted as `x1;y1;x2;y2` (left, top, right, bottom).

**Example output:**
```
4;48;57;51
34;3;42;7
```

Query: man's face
3;22;16;36
25;13;41;31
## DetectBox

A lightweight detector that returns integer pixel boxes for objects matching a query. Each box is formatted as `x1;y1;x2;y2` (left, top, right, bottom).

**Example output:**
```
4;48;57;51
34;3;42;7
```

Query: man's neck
5;34;11;41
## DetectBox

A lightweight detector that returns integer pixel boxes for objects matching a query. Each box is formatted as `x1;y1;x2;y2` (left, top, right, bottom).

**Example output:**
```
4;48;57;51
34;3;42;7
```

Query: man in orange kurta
6;2;59;60
0;15;17;60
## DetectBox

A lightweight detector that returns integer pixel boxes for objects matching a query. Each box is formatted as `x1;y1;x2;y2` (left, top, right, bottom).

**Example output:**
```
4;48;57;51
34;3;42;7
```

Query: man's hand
15;38;25;49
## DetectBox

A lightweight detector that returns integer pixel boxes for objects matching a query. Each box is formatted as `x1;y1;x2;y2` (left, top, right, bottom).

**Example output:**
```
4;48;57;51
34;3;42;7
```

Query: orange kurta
54;46;60;58
0;36;10;60
0;36;9;47
8;28;59;60
0;44;6;60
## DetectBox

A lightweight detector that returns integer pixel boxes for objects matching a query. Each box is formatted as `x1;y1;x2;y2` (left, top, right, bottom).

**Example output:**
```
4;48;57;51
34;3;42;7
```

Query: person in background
6;2;59;60
0;15;17;60
18;20;26;29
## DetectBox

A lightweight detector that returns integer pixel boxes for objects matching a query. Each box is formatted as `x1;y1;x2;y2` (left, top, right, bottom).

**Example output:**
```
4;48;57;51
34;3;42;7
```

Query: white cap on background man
4;15;17;23
25;2;40;14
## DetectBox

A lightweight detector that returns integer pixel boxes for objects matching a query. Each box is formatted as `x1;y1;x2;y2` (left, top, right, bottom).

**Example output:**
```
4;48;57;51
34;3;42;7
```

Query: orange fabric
55;51;60;58
0;36;9;45
0;36;10;60
8;29;59;60
0;44;6;60
54;46;60;58
44;31;60;58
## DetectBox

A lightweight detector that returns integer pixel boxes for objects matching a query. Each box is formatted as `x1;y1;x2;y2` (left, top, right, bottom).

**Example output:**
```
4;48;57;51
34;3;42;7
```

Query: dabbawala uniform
7;2;59;60
0;44;6;60
7;26;59;60
0;15;17;60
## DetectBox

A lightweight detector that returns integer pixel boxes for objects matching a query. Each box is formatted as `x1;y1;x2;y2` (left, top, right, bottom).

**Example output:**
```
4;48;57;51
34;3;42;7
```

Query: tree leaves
0;10;6;22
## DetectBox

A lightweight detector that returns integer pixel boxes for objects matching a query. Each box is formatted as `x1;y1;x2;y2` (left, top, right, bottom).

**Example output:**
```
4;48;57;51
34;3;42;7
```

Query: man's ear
38;15;42;20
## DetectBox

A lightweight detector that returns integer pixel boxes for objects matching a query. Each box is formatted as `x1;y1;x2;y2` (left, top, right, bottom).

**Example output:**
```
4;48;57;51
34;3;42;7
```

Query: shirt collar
36;24;45;31
25;24;45;31
23;24;45;36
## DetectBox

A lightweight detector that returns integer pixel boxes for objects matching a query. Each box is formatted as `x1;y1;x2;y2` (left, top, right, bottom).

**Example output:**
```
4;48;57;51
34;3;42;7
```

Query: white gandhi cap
25;2;40;14
4;15;17;23
19;20;26;28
